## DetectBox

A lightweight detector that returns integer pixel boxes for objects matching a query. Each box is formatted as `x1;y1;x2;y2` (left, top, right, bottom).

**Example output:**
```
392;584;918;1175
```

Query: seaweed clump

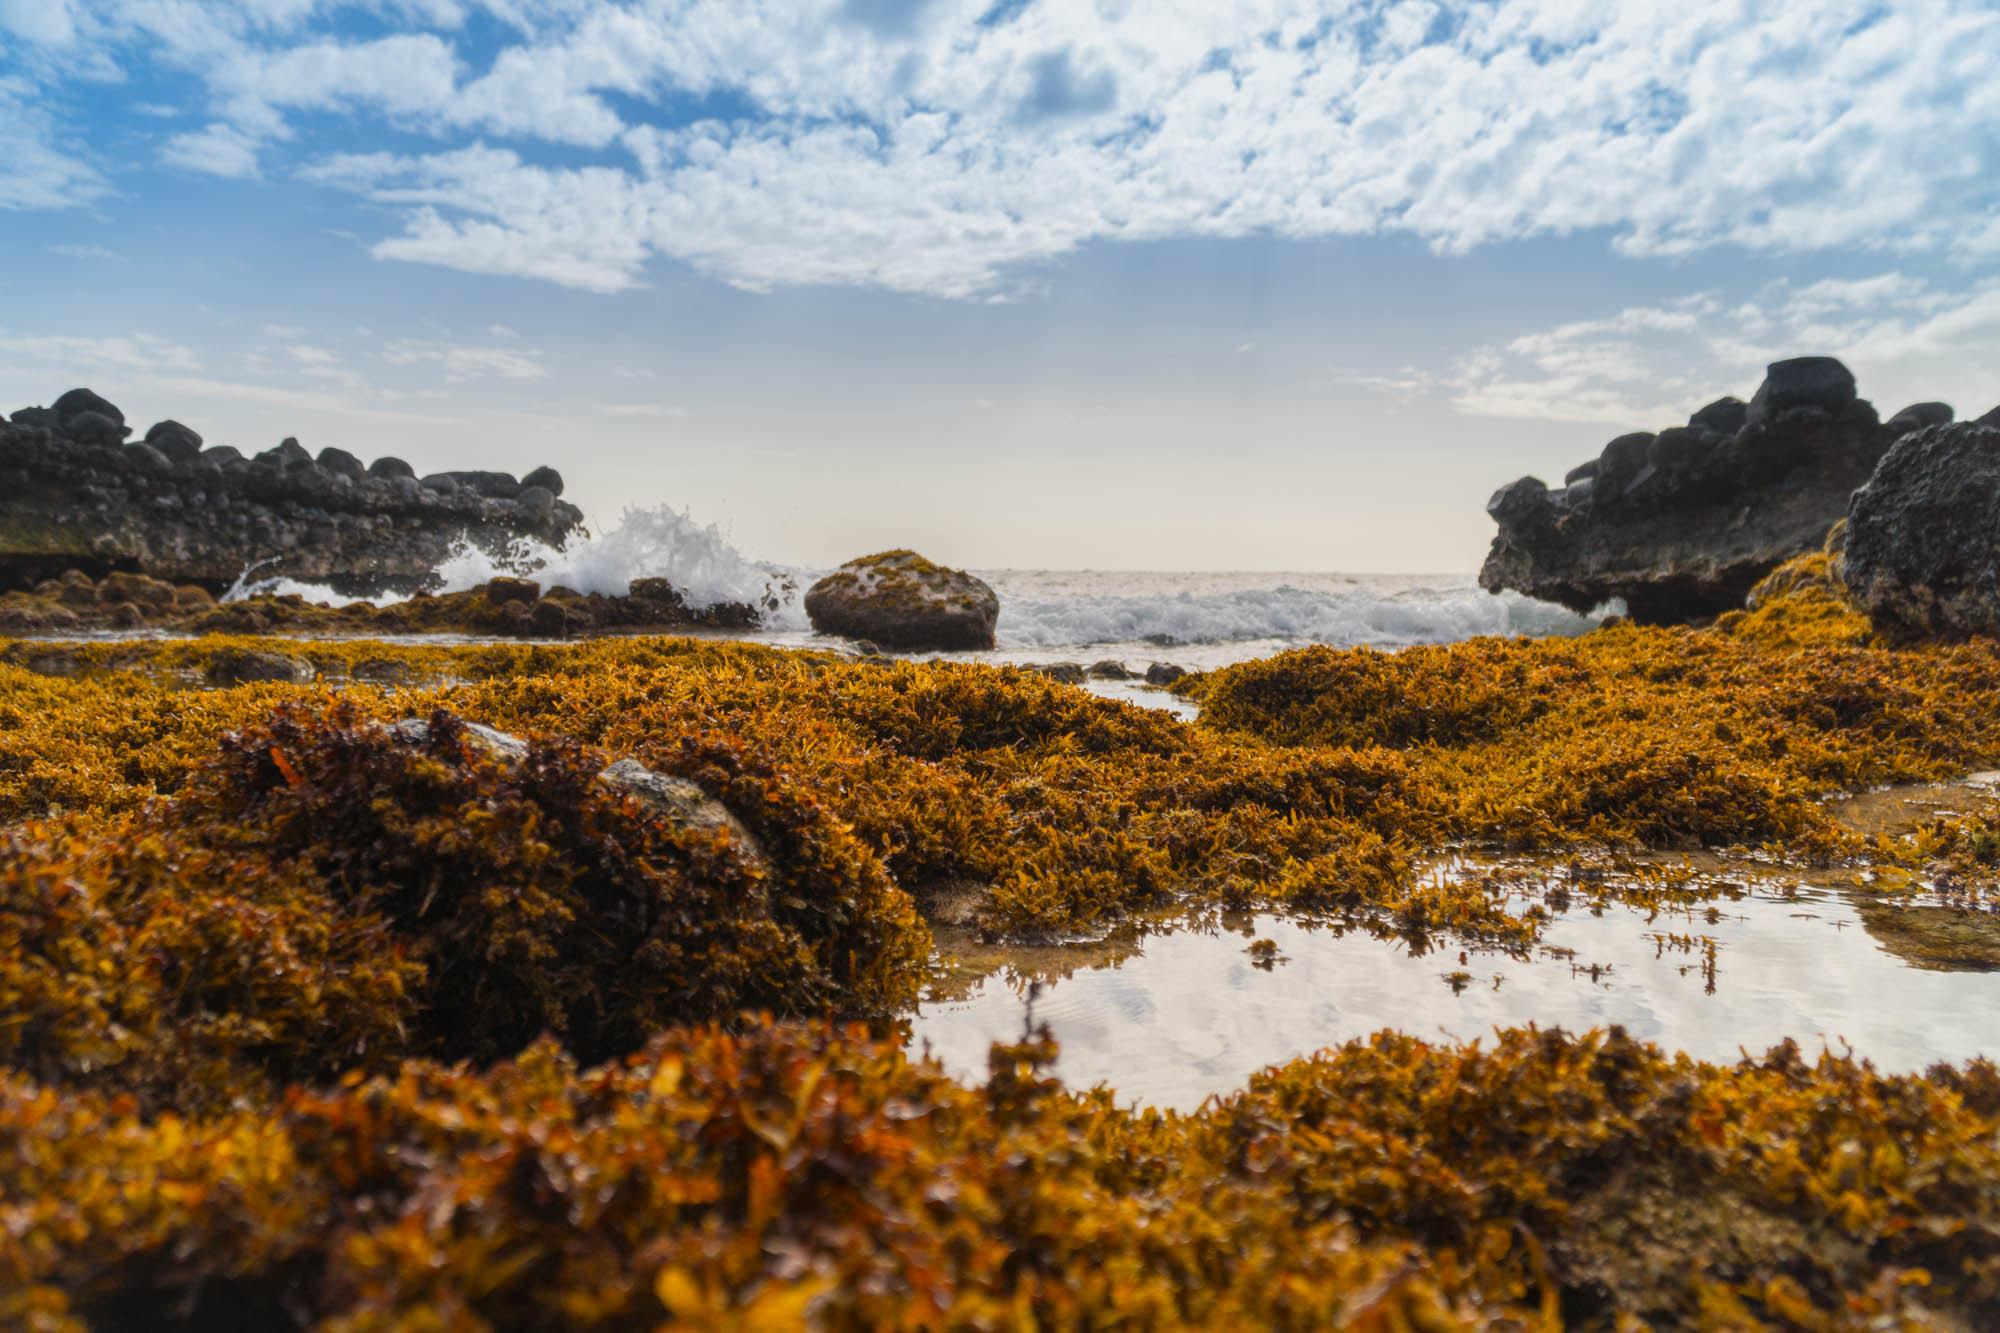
7;1021;2000;1330
0;701;926;1111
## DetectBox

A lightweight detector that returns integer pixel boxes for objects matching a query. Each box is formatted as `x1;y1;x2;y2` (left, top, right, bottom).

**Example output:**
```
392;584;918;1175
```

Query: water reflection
909;886;2000;1112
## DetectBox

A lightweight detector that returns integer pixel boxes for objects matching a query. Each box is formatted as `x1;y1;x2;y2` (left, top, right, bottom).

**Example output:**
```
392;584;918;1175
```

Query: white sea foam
226;504;807;625
980;571;1605;653
221;504;1607;662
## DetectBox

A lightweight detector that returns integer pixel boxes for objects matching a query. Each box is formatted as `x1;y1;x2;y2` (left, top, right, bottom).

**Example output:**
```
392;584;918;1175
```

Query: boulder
1144;662;1188;686
803;550;998;651
1480;357;1899;623
1744;356;1856;429
446;470;520;500
1844;421;2000;639
1087;659;1135;680
145;420;203;462
1029;662;1086;685
521;465;565;497
484;576;541;606
52;388;122;428
67;411;129;445
419;473;461;495
316;446;366;483
1689;396;1748;436
1885;402;1954;435
260;438;314;472
368;455;416;480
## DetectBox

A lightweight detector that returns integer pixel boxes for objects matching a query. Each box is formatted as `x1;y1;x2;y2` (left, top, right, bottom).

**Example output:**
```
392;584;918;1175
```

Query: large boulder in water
1479;356;1897;623
1845;420;2000;639
804;550;998;651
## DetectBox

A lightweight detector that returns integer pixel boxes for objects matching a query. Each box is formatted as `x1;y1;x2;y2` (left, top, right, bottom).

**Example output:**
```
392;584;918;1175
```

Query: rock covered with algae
804;548;999;650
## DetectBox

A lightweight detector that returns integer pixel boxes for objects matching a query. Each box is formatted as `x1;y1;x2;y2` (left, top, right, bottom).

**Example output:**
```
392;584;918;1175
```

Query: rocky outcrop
0;387;583;596
0;569;757;639
804;550;999;651
1480;358;1917;624
1844;420;2000;639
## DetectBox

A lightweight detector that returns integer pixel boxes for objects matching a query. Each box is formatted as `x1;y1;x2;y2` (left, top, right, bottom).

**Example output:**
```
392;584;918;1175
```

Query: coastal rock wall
1479;357;1929;624
0;387;584;595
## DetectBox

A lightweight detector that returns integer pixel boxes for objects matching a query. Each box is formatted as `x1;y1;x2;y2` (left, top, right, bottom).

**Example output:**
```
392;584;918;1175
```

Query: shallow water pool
909;881;2000;1112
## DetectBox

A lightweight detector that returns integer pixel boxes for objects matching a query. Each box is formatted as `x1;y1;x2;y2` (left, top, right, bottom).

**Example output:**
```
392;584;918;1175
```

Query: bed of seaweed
8;567;2000;1327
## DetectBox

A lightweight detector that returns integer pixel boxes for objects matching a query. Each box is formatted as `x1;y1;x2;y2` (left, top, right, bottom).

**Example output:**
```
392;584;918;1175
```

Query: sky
2;0;1998;573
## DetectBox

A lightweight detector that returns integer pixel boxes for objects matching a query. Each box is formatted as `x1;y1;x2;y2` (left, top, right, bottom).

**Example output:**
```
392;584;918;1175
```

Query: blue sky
3;0;1998;571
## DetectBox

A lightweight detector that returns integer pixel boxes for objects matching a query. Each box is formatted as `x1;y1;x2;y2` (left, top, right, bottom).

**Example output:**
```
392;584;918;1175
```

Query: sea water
226;503;1607;673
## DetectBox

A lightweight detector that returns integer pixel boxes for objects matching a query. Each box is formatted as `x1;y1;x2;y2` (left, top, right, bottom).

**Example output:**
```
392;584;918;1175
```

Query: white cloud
44;243;120;260
382;337;547;380
1439;273;2000;426
162;121;263;177
0;331;203;378
13;1;2000;300
0;76;106;209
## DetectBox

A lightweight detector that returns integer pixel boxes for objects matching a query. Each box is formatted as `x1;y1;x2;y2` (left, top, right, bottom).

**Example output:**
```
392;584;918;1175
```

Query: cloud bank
4;0;1996;296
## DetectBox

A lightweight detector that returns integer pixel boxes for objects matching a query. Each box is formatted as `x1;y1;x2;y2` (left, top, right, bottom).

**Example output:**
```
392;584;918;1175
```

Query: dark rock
1688;396;1748;436
1485;476;1550;525
445;470;520;500
316;446;366;483
521;465;564;497
1979;406;2000;428
1563;460;1599;486
67;411;130;445
1480;357;1897;623
1144;662;1187;685
368;455;416;480
10;407;58;429
1030;662;1086;685
1087;659;1135;680
419;473;461;495
205;648;315;686
1595;433;1656;495
515;485;557;521
144;420;203;462
120;441;170;472
804;549;998;652
260;438;314;472
1845;421;2000;638
52;387;122;428
1885;402;1954;435
527;598;579;637
1745;356;1856;430
0;388;585;596
485;576;541;606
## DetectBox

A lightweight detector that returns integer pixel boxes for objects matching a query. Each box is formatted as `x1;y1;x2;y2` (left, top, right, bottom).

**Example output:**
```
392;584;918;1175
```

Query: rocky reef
805;548;999;651
1478;357;1987;624
0;387;584;596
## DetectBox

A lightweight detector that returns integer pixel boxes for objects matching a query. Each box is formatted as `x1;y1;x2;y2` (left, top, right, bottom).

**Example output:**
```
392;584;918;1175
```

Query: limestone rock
0;387;583;596
804;550;998;651
1844;421;2000;639
1479;357;1898;623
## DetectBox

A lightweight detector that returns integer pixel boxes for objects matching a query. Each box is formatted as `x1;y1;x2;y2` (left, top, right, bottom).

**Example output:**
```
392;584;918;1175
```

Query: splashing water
226;505;807;624
430;505;807;625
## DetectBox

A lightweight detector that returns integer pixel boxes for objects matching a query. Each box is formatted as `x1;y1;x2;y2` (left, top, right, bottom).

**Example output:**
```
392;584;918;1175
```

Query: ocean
230;503;1607;684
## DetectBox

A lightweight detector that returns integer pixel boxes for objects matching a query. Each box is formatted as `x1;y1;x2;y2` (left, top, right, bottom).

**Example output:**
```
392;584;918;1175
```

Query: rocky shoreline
0;387;584;597
1481;357;2000;625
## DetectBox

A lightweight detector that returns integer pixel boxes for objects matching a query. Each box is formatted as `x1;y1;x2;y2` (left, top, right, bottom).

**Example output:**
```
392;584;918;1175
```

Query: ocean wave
991;581;1606;650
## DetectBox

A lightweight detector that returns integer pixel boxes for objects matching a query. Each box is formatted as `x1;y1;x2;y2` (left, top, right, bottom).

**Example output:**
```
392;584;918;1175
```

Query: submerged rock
804;550;999;651
1845;420;2000;639
1480;357;1897;623
0;386;585;596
